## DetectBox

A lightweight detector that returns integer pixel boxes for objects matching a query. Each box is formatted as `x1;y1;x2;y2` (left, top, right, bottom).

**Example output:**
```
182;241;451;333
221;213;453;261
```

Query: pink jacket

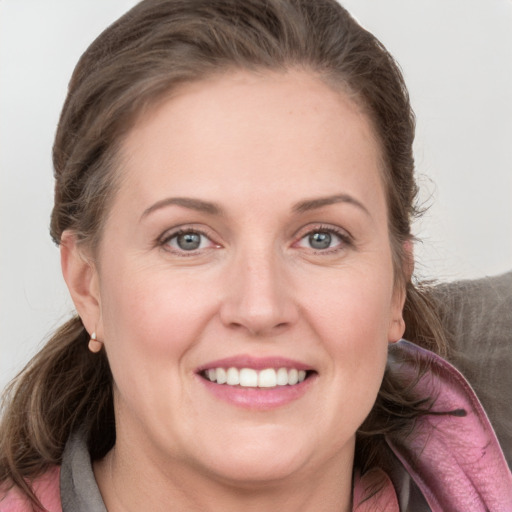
353;341;512;510
1;341;512;511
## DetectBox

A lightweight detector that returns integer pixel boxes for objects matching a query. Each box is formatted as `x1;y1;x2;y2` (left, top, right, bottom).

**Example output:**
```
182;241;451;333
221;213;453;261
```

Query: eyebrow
141;197;223;220
141;193;370;220
292;194;371;216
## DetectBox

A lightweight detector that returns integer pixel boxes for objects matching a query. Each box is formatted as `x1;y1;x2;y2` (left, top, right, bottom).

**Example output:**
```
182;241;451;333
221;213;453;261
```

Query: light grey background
1;0;511;393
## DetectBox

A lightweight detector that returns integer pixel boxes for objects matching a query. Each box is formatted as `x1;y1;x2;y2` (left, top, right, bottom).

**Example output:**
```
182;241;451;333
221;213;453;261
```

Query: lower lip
197;374;316;410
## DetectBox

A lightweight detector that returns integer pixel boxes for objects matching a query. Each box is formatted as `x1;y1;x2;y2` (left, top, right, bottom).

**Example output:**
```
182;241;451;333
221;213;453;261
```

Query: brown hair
0;0;446;505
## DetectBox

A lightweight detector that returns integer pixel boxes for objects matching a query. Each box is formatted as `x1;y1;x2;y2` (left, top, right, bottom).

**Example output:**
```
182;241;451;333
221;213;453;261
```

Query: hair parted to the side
1;0;447;505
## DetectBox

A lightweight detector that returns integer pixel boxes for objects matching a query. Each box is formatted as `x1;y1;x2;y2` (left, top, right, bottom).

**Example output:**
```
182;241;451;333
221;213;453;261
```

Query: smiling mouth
200;367;314;388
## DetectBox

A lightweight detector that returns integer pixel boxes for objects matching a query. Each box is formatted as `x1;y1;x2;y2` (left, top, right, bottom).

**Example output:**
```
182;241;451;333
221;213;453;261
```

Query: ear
388;240;414;343
60;231;103;339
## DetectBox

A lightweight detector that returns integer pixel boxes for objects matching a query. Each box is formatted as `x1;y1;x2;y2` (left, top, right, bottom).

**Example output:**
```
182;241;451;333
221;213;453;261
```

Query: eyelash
295;225;353;254
158;224;353;256
159;227;219;255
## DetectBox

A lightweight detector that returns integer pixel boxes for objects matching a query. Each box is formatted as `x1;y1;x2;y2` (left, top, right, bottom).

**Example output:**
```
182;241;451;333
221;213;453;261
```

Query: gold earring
88;332;103;353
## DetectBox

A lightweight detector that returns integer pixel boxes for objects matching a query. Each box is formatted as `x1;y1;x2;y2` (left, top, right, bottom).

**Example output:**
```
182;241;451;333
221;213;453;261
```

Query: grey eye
176;232;202;250
308;232;332;249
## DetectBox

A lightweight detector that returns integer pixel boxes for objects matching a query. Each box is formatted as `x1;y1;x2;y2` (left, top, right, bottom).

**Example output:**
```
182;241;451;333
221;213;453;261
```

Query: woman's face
82;70;405;485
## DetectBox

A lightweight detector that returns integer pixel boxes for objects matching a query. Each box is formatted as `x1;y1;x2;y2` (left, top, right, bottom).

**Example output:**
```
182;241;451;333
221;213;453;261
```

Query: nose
219;248;299;336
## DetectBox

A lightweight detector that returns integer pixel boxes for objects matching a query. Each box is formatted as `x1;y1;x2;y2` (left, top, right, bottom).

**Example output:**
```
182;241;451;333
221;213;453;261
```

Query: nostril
228;322;244;330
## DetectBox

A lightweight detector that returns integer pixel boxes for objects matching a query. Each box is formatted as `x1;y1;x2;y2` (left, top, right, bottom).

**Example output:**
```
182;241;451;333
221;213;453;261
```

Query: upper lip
196;355;313;373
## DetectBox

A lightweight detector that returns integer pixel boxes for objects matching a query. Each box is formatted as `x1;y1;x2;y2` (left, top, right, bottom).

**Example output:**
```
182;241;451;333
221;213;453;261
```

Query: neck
94;439;353;512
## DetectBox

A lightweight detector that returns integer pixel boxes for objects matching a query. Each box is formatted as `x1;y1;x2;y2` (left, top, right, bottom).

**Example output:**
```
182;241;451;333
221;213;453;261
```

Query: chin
188;425;324;486
206;453;308;486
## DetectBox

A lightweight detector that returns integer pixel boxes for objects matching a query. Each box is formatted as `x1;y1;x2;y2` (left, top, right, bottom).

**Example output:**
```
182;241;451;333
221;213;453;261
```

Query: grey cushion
433;271;512;468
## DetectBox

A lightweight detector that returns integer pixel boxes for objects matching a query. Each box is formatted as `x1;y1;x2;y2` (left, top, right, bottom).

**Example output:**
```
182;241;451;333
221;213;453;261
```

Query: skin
61;70;407;512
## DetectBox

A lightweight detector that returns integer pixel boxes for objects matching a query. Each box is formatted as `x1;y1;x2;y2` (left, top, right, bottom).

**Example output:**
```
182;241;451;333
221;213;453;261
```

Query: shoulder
0;466;61;512
387;340;512;510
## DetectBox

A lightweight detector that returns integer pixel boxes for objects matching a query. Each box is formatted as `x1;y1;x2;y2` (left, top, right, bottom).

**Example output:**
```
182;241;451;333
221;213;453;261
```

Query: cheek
293;269;392;457
98;267;216;376
320;280;391;378
304;267;395;345
301;266;393;399
96;266;222;435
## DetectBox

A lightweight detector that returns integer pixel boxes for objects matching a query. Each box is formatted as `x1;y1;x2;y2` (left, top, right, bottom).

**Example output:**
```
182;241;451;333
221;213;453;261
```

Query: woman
1;1;511;510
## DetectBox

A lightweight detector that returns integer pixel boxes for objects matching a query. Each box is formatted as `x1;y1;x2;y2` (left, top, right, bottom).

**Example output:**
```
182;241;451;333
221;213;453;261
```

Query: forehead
117;69;386;215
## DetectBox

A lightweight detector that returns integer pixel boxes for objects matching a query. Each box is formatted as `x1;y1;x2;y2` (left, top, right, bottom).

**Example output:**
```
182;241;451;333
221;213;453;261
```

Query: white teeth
276;367;289;386
226;367;240;386
258;368;277;388
216;368;227;384
240;368;258;387
204;367;309;387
